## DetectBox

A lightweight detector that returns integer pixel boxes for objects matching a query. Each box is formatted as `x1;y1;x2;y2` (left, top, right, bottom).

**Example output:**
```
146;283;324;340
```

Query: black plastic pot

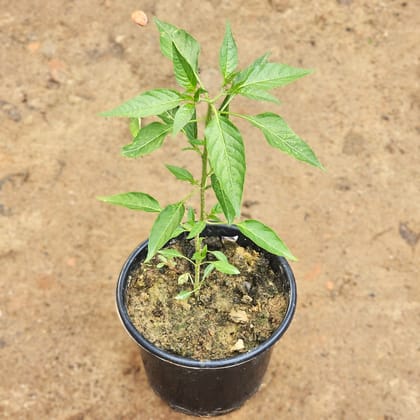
116;224;297;416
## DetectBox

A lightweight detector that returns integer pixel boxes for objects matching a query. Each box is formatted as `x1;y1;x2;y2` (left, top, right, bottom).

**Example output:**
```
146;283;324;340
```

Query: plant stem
194;235;201;291
193;103;213;293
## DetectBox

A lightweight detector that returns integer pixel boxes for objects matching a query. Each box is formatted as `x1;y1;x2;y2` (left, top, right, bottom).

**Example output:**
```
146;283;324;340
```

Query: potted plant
99;16;322;416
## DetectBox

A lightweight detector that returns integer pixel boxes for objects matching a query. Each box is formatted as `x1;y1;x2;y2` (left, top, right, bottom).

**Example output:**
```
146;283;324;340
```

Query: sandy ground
1;0;419;419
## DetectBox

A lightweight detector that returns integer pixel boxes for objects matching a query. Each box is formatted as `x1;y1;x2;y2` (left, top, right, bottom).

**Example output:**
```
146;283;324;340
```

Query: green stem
193;103;213;293
200;103;214;221
194;236;201;291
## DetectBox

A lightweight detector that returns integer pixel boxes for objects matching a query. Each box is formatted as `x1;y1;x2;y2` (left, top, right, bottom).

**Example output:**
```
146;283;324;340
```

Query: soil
1;1;419;419
126;235;288;360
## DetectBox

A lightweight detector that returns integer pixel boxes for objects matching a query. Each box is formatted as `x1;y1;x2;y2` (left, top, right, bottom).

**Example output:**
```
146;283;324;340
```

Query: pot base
141;346;272;417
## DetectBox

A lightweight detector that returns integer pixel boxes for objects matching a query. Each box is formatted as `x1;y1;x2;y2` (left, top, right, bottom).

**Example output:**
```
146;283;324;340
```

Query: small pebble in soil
398;222;419;247
131;10;148;27
230;339;245;352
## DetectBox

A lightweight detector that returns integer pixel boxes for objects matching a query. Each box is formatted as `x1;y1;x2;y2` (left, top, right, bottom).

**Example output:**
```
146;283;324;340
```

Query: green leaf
209;202;223;215
97;192;161;212
238;88;280;104
245;113;323;168
160;107;197;143
158;248;184;259
101;89;182;118
172;43;198;90
206;114;245;218
211;174;236;224
146;202;185;261
159;108;176;125
194;87;208;102
232;59;311;93
219;22;238;82
165;164;195;184
230;53;269;90
154;18;178;59
169;225;186;240
236;219;296;261
186;220;206;239
192;243;207;263
186;138;203;147
154;18;200;75
122;122;171;158
209;250;228;263
187;207;195;222
209;250;240;274
203;263;215;280
213;260;240;275
175;290;194;300
207;203;223;222
129;118;141;137
172;103;195;135
185;115;198;143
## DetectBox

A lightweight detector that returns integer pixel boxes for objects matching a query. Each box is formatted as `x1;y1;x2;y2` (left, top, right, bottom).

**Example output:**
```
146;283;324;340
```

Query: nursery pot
116;224;297;416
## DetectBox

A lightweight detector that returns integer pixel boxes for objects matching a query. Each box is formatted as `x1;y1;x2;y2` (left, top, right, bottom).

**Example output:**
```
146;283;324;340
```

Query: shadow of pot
116;224;297;416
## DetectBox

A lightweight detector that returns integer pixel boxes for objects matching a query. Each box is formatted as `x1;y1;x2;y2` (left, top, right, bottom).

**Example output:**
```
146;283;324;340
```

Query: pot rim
116;224;297;369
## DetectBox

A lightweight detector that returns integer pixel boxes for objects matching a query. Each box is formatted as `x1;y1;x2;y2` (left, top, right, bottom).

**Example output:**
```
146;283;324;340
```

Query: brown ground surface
1;1;419;419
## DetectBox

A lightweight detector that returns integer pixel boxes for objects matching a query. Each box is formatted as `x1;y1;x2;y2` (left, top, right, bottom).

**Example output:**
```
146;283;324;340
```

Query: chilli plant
99;18;323;299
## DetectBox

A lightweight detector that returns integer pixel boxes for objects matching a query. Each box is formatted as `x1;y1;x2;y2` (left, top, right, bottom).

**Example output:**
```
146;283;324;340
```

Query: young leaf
211;174;236;224
129;118;141;137
154;18;179;59
209;203;223;216
205;114;245;218
219;22;238;82
203;263;215;280
165;164;195;184
194;87;208;102
169;225;186;240
186;220;206;239
159;248;185;259
122;122;171;158
209;250;228;262
193;243;207;263
175;290;194;300
187;207;195;223
160;107;197;143
154;18;200;76
213;260;240;275
238;88;280;104
209;250;240;274
230;54;269;91
146;202;185;261
97;192;161;212
172;103;195;135
101;89;183;118
232;61;311;93
244;113;323;168
172;43;198;90
207;202;223;222
236;219;297;261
